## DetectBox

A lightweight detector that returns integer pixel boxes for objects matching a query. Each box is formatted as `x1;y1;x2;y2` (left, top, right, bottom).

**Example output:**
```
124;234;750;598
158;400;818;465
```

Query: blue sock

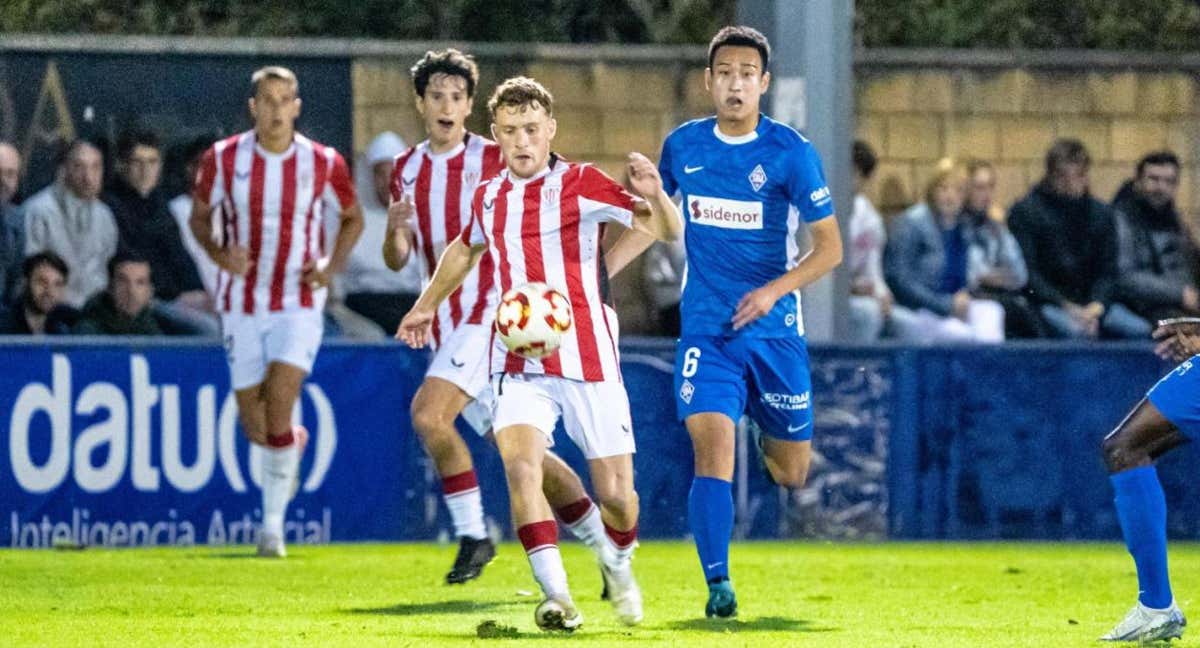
689;476;733;583
1111;465;1173;609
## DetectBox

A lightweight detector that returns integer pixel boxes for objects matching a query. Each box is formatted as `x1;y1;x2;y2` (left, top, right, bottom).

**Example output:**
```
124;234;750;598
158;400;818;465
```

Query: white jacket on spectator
332;131;422;296
168;193;220;296
24;180;118;308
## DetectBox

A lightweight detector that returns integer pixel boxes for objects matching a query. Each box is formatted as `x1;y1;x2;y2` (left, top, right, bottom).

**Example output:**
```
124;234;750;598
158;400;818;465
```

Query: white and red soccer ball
495;282;573;359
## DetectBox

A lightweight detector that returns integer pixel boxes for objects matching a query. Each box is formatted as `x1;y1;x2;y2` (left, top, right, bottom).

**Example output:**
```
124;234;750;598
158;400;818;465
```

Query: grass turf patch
0;541;1194;647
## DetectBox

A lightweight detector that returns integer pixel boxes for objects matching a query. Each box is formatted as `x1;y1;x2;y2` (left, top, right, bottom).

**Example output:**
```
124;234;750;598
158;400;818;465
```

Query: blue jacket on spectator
884;202;968;317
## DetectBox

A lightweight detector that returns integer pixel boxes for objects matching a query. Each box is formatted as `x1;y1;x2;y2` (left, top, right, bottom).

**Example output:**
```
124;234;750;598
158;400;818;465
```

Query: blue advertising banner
1;339;1191;547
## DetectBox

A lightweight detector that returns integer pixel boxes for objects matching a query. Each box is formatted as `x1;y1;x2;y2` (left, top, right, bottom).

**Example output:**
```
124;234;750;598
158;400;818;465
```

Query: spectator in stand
105;128;216;335
1110;151;1200;324
847;140;918;341
1008;139;1151;339
23;139;118;308
0;141;27;304
884;157;1005;343
168;135;221;298
0;252;77;334
75;252;165;335
962;159;1044;338
338;131;421;334
643;236;685;337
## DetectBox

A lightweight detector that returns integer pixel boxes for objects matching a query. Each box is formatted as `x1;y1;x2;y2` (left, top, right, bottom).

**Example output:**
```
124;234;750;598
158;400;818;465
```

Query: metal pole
737;0;855;342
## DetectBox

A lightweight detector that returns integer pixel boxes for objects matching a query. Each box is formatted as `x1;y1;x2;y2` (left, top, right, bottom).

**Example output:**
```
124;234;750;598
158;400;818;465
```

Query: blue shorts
1148;355;1200;439
674;335;814;441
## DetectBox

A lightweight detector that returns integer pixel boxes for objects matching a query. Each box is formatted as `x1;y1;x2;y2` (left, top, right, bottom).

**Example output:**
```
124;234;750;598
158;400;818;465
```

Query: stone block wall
352;50;1200;332
857;68;1199;219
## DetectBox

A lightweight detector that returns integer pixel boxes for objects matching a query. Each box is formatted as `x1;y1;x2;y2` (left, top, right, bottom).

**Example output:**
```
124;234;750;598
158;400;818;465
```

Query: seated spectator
75;253;166;335
168;136;221;297
336;131;419;335
846;140;919;342
0;252;77;334
1008;139;1150;339
23;139;118;308
0;141;26;305
1110;151;1200;324
963;159;1044;338
884;158;1005;343
105;129;216;336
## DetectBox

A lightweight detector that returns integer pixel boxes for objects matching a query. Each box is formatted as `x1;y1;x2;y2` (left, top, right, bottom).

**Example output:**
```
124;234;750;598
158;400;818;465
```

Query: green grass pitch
1;541;1196;647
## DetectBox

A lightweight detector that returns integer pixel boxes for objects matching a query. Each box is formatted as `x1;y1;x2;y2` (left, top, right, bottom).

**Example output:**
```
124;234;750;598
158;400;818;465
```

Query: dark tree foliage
857;0;1200;51
2;0;1198;50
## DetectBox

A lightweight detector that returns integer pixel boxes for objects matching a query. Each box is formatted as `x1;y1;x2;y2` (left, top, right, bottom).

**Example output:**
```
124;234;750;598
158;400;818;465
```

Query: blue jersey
659;115;835;338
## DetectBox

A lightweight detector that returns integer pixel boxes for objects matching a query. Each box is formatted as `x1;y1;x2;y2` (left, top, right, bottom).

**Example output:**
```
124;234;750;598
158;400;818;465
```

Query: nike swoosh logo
450;357;465;368
787;422;811;433
684;165;704;174
483;200;495;210
235;171;250;180
706;562;723;570
402;176;416;186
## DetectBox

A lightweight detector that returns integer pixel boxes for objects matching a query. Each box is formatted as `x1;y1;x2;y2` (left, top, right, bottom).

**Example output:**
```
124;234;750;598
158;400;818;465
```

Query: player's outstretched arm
732;216;843;330
382;194;414;271
605;228;657;278
626;152;682;243
396;238;485;348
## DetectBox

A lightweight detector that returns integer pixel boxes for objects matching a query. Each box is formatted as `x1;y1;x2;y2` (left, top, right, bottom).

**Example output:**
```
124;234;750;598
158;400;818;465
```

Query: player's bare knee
1102;433;1144;474
411;404;451;439
597;490;638;525
773;465;810;489
502;456;543;490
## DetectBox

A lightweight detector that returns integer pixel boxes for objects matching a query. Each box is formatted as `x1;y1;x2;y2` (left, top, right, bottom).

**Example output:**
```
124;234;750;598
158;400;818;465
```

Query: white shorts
427;323;494;435
491;373;635;460
221;309;324;390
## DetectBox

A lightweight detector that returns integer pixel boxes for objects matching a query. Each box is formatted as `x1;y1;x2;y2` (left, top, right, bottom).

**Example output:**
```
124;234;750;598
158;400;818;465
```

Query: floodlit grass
1;541;1195;647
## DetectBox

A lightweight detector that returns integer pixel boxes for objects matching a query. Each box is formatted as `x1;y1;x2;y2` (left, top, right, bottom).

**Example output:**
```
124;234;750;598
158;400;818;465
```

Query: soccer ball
495;282;573;359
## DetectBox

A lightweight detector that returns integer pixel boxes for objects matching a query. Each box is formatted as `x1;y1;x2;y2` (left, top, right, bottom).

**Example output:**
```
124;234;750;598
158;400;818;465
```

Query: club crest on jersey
749;164;767;192
465;171;480;187
542;187;560;203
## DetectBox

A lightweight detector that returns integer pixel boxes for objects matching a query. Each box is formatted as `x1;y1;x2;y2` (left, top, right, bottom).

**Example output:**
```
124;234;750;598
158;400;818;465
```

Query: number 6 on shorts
681;347;701;378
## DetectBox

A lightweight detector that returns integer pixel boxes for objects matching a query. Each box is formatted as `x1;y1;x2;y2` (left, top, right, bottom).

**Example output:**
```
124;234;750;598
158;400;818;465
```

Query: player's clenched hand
217;245;250;275
732;285;781;330
626;152;663;198
396;307;434;348
388;194;414;232
1154;324;1200;363
301;257;332;289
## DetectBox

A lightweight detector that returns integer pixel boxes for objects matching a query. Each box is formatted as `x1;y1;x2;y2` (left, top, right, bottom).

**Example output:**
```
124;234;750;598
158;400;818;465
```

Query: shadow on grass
348;600;511;616
196;552;263;560
665;616;833;633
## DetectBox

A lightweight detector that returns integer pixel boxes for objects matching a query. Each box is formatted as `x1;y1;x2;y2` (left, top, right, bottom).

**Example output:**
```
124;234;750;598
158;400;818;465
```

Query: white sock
261;442;299;538
565;505;605;549
528;546;570;599
445;489;487;540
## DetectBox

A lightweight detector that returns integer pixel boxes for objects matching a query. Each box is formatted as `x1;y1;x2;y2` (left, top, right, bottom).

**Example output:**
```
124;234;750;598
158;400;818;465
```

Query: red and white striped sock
604;522;638;563
442;470;486;540
555;497;605;549
518;520;569;599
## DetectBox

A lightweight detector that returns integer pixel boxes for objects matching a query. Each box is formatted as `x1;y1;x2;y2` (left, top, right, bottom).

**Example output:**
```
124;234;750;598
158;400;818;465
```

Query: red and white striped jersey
461;156;640;383
390;132;504;348
193;130;356;314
